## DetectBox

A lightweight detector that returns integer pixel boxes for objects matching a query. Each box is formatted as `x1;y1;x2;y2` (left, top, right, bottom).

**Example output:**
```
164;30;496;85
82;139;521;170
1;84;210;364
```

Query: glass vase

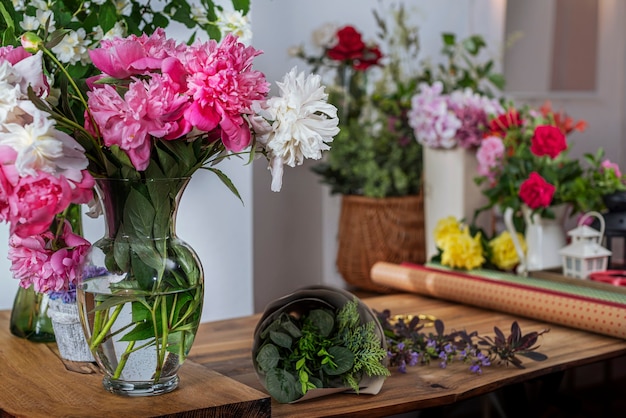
10;285;55;342
77;177;204;396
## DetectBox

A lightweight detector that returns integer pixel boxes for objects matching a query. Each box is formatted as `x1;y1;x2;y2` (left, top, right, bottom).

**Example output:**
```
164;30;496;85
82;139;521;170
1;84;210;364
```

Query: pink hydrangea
182;34;270;151
408;82;460;149
476;136;505;181
448;89;503;148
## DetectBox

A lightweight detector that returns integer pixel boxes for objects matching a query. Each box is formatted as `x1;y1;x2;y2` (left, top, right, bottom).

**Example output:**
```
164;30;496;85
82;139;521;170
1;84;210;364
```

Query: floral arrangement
432;216;527;271
0;0;338;389
377;310;549;374
0;0;253;301
294;6;423;198
474;101;588;220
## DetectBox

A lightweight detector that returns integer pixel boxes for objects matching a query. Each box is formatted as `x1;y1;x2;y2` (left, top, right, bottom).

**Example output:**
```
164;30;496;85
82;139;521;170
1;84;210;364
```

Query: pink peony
8;232;52;291
9;172;73;238
182;34;270;151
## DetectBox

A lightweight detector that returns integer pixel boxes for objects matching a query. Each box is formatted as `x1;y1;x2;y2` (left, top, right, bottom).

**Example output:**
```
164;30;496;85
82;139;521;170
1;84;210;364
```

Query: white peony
254;67;339;192
0;109;88;177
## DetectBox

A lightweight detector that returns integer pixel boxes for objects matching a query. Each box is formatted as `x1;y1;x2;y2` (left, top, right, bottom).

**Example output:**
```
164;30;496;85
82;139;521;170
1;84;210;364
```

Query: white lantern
559;211;612;279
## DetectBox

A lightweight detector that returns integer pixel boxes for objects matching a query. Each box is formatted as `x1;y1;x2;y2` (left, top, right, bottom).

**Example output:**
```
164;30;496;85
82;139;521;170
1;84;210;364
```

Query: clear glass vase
77;178;204;396
10;285;55;342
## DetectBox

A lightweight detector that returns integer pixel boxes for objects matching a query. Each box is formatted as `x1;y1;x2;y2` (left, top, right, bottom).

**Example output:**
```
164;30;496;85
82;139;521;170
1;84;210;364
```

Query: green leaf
232;0;250;14
119;321;156;342
442;32;456;46
307;309;334;338
322;346;354;376
269;331;292;348
265;369;300;403
205;167;243;203
256;344;280;372
99;1;118;33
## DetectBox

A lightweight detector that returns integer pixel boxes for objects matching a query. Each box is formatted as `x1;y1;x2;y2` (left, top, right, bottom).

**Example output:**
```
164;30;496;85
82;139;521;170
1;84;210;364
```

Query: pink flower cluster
9;221;90;293
0;47;94;294
86;29;270;171
408;82;502;149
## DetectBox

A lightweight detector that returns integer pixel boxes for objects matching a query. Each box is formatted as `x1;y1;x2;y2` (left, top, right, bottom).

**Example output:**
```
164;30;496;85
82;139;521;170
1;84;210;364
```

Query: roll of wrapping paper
370;262;626;339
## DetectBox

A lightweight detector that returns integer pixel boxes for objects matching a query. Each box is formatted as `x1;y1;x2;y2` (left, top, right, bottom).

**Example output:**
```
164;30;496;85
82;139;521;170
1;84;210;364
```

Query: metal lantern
559;211;612;279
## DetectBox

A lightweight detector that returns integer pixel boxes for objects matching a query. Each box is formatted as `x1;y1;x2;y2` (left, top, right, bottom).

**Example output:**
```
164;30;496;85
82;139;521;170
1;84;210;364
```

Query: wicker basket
336;194;426;293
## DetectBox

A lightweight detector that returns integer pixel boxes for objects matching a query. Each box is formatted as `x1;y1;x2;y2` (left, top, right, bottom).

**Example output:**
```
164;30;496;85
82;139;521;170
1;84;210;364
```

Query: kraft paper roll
370;262;626;339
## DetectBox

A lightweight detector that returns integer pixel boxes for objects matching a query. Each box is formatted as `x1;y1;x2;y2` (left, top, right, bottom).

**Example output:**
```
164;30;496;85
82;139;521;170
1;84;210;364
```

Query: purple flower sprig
376;309;549;375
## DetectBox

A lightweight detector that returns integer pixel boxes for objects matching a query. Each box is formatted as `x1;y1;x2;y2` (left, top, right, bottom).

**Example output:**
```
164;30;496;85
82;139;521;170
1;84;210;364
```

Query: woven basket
336;194;426;293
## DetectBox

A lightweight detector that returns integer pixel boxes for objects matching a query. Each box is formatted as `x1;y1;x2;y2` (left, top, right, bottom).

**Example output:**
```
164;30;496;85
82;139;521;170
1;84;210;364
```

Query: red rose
327;26;366;62
353;45;382;70
530;125;567;159
518;172;556;209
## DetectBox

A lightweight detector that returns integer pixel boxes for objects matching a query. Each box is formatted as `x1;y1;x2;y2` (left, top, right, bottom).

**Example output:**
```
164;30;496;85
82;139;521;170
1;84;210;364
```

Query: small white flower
254;67;339;191
51;29;90;65
94;21;127;41
12;0;26;11
19;15;40;31
112;0;131;16
36;9;55;32
190;5;210;25
216;9;252;45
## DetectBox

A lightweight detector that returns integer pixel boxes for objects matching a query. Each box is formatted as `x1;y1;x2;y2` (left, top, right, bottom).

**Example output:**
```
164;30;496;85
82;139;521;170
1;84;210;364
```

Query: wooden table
2;292;626;417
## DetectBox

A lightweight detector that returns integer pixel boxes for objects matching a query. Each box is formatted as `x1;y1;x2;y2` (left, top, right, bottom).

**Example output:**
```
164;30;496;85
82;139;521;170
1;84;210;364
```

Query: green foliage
254;298;389;403
568;148;626;213
416;32;505;97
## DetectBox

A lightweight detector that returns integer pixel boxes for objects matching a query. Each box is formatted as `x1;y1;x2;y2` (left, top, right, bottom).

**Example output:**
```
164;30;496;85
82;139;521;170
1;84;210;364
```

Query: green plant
295;5;423;198
254;298;389;403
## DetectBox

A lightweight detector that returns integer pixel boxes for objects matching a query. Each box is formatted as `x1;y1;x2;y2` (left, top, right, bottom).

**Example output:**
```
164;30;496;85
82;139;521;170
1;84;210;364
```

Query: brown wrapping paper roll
371;262;626;339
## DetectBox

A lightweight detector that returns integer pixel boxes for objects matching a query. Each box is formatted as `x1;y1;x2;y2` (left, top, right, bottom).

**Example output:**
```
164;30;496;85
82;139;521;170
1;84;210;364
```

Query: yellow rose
489;231;527;271
440;226;485;270
433;216;462;249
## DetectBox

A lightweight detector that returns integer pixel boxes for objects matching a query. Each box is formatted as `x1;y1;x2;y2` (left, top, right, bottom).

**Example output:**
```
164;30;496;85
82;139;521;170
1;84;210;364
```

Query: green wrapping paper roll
370;262;626;339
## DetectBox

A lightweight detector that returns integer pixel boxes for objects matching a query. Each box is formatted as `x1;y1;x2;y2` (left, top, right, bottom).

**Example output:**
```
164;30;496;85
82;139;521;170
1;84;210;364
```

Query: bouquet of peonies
474;101;588;220
0;0;339;390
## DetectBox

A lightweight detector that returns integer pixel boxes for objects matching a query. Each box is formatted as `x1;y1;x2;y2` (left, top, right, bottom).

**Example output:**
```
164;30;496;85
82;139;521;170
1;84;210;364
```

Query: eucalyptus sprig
376;310;549;374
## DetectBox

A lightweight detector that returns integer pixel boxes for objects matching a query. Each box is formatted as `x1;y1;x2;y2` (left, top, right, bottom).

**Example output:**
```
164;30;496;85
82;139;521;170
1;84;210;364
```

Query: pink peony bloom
476;136;505;181
89;28;182;79
182;34;269;151
8;232;52;291
9;172;73;238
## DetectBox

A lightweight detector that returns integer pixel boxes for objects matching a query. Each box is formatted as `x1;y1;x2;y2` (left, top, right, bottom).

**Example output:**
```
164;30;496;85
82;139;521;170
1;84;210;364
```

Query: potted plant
291;6;425;292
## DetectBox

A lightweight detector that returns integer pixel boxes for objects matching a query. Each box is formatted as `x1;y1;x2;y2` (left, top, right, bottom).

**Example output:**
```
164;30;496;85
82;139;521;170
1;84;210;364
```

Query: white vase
47;298;94;362
423;146;488;259
504;204;569;275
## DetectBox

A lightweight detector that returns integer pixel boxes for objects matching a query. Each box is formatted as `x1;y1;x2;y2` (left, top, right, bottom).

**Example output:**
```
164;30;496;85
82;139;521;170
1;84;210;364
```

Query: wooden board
0;311;270;418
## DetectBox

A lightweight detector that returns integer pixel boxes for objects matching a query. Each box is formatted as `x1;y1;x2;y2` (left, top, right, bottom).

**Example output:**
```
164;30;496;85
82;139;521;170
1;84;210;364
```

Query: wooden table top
2;291;626;417
190;292;626;417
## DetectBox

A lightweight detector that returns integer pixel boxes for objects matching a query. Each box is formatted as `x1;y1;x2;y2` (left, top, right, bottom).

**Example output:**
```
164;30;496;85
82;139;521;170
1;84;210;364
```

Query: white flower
113;0;131;16
96;21;127;41
51;29;90;65
0;62;23;123
312;23;338;50
0;109;88;177
12;0;26;11
216;9;252;45
191;5;210;25
254;67;339;191
19;15;40;31
35;9;55;32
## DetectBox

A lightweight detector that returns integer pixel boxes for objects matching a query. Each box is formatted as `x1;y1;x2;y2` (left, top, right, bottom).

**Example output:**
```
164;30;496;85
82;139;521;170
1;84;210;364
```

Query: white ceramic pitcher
503;205;568;276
